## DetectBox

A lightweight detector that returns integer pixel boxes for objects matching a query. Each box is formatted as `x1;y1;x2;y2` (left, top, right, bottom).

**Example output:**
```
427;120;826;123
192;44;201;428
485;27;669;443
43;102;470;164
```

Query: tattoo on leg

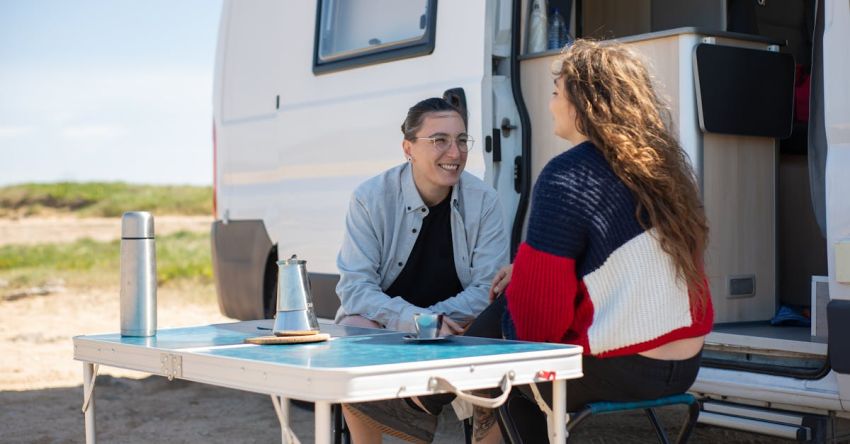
473;406;497;442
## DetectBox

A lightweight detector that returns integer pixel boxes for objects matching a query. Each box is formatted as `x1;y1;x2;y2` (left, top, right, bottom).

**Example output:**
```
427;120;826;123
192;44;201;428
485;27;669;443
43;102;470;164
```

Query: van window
314;0;436;74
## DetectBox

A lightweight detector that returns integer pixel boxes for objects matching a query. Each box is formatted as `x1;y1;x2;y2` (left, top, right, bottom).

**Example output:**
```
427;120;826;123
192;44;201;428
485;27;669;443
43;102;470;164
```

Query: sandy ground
0;215;213;246
0;217;812;443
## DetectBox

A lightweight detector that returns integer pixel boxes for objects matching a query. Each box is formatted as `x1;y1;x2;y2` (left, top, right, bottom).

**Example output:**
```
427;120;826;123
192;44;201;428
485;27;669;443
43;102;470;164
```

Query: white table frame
74;321;582;443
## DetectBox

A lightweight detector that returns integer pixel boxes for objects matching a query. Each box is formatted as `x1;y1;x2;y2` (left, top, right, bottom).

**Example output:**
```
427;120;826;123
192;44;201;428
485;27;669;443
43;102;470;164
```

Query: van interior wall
778;153;827;307
743;0;824;309
575;0;815;52
580;0;651;39
578;0;726;40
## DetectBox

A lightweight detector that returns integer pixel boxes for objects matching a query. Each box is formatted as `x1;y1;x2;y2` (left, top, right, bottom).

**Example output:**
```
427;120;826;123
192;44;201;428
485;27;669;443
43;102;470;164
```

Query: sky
0;0;222;186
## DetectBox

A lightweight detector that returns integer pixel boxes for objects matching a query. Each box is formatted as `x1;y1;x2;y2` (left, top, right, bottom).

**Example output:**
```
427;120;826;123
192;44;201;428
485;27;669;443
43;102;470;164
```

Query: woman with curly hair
479;39;714;441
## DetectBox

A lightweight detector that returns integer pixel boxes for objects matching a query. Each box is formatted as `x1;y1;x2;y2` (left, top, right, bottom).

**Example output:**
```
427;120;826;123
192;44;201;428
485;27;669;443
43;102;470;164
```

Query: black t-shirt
385;194;463;308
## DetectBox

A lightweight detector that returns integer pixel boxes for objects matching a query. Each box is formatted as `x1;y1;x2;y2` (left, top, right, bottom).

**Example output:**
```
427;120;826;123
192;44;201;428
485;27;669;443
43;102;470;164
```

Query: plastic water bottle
548;8;567;50
528;0;548;53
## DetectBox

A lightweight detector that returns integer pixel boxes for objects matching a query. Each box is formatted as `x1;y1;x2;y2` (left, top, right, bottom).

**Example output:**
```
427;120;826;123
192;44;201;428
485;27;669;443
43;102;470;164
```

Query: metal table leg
315;400;332;444
271;395;301;444
82;362;97;444
551;379;567;443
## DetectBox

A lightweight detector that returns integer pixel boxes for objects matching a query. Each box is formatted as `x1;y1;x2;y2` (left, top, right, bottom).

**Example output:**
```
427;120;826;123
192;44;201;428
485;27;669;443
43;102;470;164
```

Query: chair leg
675;400;701;444
332;404;350;444
644;408;671;444
566;407;592;432
496;404;523;444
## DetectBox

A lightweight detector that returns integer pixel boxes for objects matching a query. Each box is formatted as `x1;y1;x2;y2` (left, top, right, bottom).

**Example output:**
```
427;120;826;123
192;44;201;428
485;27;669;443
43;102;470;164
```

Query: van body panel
214;0;492;275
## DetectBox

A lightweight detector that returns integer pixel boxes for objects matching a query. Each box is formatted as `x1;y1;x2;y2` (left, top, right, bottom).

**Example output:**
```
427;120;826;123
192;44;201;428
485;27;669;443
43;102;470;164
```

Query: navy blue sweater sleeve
525;149;590;258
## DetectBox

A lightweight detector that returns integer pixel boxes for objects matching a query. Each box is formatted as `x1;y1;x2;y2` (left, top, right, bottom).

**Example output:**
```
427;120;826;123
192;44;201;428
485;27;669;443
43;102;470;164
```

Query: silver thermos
120;211;157;336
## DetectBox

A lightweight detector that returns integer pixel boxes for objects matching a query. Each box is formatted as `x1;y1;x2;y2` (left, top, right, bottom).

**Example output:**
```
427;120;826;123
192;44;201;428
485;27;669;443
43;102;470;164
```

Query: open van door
821;0;850;410
212;0;503;319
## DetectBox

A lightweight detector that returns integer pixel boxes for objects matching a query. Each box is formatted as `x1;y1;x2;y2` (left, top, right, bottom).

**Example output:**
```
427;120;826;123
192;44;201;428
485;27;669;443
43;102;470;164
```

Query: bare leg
473;406;502;444
341;405;383;444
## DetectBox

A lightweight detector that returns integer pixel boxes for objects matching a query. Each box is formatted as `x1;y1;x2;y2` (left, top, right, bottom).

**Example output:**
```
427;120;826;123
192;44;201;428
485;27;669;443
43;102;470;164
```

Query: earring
407;157;412;162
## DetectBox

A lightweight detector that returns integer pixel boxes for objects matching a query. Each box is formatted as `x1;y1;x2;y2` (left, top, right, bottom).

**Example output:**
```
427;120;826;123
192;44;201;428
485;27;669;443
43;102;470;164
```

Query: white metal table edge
74;327;582;444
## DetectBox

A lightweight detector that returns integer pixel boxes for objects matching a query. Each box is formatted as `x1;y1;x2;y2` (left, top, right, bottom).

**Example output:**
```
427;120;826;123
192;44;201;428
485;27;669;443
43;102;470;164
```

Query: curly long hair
552;39;709;308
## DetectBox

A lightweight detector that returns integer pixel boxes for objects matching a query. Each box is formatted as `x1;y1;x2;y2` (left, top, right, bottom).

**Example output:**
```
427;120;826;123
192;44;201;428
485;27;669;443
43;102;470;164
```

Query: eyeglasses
415;135;474;153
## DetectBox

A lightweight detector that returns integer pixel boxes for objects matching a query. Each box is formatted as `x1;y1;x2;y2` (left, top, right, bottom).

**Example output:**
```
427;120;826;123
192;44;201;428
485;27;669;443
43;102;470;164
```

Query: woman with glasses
335;97;509;444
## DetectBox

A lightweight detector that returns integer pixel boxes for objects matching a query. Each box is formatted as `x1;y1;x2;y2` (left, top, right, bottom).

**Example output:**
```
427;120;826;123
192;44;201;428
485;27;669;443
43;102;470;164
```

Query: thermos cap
122;211;155;239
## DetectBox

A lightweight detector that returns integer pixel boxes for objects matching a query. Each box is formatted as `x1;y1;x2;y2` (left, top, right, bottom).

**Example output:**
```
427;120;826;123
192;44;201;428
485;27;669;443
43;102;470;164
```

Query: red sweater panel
506;243;584;343
506;242;714;357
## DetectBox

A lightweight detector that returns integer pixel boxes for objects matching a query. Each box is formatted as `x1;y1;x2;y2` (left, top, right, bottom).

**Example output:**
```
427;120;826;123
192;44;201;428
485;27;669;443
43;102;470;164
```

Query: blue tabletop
77;320;578;369
78;320;390;350
197;333;573;369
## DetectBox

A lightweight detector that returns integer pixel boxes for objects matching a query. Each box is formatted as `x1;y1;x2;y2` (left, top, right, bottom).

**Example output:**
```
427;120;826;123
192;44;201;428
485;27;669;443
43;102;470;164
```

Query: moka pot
271;255;320;336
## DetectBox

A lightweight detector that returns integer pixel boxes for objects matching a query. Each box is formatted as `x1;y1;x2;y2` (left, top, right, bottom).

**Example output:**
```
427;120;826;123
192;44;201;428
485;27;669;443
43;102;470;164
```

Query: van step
703;322;829;379
707;323;827;357
699;401;812;441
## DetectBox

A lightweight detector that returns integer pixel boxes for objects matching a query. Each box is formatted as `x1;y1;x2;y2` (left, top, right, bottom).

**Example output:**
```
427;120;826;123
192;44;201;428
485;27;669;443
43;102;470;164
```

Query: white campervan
211;1;850;440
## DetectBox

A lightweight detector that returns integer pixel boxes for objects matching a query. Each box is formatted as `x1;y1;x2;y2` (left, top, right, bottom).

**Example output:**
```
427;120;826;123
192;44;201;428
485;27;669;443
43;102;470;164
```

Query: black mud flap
828;300;850;374
211;220;273;320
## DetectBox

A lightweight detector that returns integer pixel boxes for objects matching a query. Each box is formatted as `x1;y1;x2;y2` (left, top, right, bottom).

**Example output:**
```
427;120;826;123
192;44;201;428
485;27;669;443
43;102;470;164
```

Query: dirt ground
0;217;810;443
0;215;213;246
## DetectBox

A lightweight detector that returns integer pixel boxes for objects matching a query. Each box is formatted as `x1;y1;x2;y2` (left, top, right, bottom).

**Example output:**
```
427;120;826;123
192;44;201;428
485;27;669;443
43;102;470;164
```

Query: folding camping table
74;320;583;443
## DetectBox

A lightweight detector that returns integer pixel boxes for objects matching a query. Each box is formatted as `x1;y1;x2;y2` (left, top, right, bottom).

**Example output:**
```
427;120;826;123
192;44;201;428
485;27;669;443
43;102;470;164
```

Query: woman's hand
488;264;513;302
440;317;465;336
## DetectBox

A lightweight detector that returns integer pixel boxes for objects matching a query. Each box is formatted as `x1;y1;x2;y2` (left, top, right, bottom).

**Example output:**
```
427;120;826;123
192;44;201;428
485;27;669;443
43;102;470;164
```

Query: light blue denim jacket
335;162;510;333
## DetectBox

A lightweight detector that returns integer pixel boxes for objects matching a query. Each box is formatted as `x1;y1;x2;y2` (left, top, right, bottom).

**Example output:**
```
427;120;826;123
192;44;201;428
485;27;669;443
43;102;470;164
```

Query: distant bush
0;182;212;217
0;231;212;286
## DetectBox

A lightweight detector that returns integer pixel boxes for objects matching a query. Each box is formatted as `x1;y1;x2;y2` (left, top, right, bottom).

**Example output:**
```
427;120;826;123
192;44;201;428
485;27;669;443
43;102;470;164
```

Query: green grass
0;182;212;217
0;231;212;289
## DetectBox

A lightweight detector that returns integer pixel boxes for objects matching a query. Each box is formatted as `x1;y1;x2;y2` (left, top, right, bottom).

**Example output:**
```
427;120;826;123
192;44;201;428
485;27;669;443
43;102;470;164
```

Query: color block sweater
504;141;713;357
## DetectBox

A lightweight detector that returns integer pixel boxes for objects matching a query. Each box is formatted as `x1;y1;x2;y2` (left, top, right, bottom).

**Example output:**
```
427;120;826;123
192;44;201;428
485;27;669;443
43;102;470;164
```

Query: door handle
501;117;517;137
490;128;502;162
